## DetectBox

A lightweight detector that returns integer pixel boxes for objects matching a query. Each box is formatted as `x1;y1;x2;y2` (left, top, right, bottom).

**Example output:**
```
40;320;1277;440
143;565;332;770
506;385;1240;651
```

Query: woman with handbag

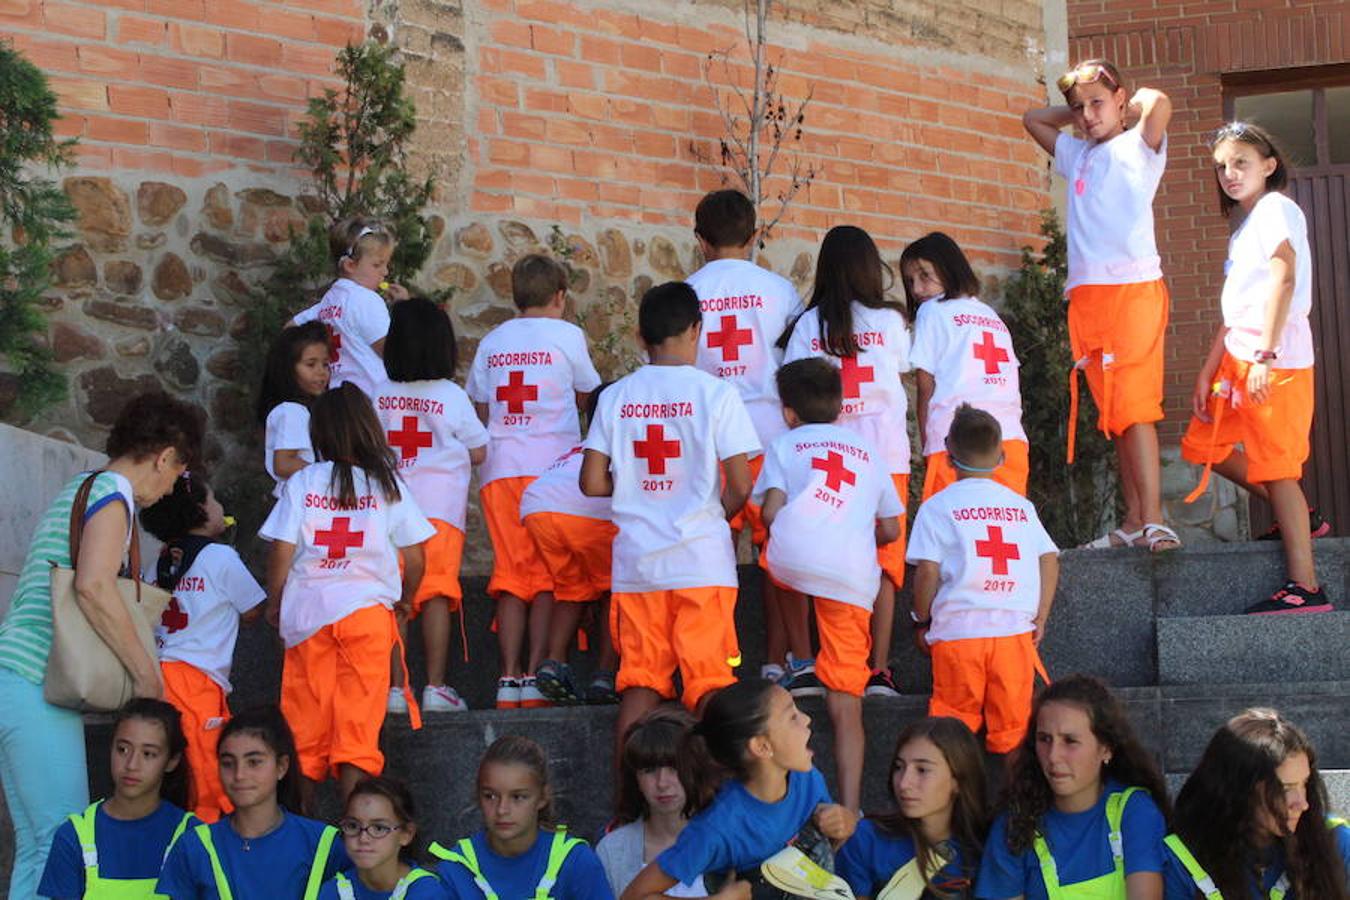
0;390;203;900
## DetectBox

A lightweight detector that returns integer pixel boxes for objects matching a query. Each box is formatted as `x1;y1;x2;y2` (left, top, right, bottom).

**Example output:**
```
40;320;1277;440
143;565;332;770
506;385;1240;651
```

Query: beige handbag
44;472;171;711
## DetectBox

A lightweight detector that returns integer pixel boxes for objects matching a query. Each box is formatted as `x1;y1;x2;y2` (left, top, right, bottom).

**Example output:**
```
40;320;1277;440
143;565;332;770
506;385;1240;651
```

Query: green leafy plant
0;41;74;419
1002;210;1119;547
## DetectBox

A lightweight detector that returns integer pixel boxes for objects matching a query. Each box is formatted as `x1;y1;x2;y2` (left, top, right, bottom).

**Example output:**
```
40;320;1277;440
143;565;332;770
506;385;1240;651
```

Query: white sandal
1142;523;1181;552
1080;527;1144;550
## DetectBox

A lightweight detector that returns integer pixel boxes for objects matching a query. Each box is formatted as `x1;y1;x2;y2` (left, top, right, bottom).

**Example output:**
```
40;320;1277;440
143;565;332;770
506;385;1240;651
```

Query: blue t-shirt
39;800;197;899
157;811;351;899
976;782;1165;900
437;829;613;900
316;867;449;900
657;768;831;885
1161;819;1350;899
835;818;973;898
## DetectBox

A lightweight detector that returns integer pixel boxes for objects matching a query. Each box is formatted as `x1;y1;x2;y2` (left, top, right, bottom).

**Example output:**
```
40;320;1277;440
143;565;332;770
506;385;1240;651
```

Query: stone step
1153;537;1348;618
1157;611;1350;685
1167;770;1350;818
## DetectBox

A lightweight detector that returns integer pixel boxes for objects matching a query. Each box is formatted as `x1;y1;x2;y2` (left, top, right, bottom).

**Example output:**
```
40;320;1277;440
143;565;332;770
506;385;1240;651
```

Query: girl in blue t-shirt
319;776;446;899
1163;708;1349;899
976;674;1169;900
836;717;989;899
39;698;198;898
624;678;858;900
157;706;350;899
431;735;613;899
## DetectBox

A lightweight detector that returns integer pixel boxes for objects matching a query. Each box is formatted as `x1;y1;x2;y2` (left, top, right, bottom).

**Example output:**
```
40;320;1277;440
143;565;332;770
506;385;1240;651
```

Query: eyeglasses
338;819;403;840
1056;63;1118;95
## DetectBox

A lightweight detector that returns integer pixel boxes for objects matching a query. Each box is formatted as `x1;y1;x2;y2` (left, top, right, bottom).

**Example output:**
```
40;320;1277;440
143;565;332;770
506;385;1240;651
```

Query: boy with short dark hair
907;404;1060;753
753;358;903;811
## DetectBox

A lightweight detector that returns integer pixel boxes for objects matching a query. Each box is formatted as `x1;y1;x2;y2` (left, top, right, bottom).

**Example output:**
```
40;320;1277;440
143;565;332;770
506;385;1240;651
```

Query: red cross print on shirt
973;331;1010;375
315;517;365;560
975;525;1021;576
839;355;875;399
811;451;857;493
707;315;753;362
325;325;342;364
161;598;189;634
633;424;682;475
496;370;538;414
387;415;433;461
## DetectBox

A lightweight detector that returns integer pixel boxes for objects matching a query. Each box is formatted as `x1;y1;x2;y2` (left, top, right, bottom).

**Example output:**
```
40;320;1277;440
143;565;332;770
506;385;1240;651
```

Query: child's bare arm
468;445;487;466
720;453;752;519
575;389;592;414
759;487;786;529
264;540;296;628
473;401;489;425
1192;326;1230;423
271;448;310;479
911;559;939;622
1130;87;1172;152
875;515;900;547
1022;105;1074;155
915;369;935;451
371;337;386;358
1247;240;1297;406
580;449;614;497
1034;552;1059;646
621;863;680;900
397;542;426;618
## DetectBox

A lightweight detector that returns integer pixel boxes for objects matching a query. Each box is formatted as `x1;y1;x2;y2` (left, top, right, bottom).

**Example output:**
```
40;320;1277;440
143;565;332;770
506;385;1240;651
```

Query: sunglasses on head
1213;121;1271;150
343;225;386;259
1057;63;1119;95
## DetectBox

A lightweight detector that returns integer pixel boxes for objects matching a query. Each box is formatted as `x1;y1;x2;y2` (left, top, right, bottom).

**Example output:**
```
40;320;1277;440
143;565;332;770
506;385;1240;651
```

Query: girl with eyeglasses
318;776;447;900
1022;59;1179;555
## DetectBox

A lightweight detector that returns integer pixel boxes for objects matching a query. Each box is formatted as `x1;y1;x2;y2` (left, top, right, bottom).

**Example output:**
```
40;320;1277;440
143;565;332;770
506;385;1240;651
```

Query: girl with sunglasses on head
1023;59;1179;554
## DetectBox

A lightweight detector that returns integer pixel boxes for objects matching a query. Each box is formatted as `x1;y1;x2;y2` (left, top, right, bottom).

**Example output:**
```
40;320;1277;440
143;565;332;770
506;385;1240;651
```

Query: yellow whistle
223;515;237;528
379;281;390;292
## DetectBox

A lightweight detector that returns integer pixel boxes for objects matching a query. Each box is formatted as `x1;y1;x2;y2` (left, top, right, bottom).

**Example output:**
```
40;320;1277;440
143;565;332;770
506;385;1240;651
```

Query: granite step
1153;538;1348;618
1157;612;1350;685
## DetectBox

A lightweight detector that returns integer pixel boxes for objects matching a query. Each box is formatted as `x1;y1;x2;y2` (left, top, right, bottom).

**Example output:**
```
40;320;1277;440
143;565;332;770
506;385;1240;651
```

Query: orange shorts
1067;279;1168;438
1180;352;1313;484
922;440;1030;501
281;604;394;781
481;477;554;600
929;632;1040;753
399;519;464;615
814;598;872;696
523;512;616;603
161;661;231;822
877;474;909;588
610;586;740;709
726;455;767;547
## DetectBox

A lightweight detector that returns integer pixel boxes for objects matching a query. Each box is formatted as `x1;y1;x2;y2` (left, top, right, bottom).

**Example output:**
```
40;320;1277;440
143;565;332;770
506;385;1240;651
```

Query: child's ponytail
689;679;778;780
309;383;401;506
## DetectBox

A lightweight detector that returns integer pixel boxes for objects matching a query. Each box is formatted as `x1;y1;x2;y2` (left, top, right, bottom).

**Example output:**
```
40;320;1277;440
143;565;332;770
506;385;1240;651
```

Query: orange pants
930;632;1041;753
1066;280;1168;458
922;440;1030;501
814;599;872;697
727;455;768;547
523;512;616;603
161;661;231;822
877;474;909;588
400;519;464;616
611;586;739;709
481;477;554;600
1180;353;1313;488
281;604;395;781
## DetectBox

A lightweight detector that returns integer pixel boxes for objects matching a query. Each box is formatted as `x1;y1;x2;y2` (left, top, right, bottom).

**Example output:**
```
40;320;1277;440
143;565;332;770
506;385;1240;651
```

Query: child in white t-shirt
291;216;409;398
1181;122;1330;615
753;358;903;811
902;231;1030;501
140;474;265;823
466;254;602;710
257;321;331;499
581;281;760;750
907;405;1059;754
781;224;912;699
374;297;488;715
261;383;435;804
687;188;810;686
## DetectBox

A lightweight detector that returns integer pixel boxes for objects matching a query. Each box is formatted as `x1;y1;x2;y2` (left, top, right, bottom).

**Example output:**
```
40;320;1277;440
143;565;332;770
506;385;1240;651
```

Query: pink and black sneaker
1244;581;1333;615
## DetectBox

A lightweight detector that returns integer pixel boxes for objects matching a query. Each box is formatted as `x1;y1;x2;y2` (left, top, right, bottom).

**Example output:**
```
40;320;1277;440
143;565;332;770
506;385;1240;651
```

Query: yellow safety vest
67;800;193;899
429;828;584;900
334;867;436;900
1030;787;1141;900
1164;817;1349;900
194;821;339;900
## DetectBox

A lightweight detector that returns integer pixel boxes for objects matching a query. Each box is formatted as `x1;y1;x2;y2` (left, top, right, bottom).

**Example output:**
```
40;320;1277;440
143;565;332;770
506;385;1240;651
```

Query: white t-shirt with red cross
520;446;611;522
150;544;265;693
752;423;904;610
906;478;1058;645
688;258;799;449
264;402;313;499
1221;191;1314;369
372;379;488;530
293;278;390;398
584;364;761;592
466;317;602;485
910;296;1028;456
259;462;435;648
783;302;913;474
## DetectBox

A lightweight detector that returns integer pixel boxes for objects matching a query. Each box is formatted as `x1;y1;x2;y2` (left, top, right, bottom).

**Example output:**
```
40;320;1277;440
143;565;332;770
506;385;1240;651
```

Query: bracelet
1254;349;1277;363
909;612;932;628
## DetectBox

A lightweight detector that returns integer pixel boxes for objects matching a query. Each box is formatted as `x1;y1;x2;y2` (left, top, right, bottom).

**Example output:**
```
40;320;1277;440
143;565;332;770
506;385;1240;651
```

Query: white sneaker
495;677;522;709
519;675;550;709
421;684;468;713
387;686;408;714
761;663;786;683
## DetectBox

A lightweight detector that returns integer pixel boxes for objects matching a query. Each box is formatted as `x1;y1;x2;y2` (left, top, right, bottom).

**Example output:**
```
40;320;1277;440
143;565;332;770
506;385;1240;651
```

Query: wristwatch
909;610;932;627
1254;349;1277;363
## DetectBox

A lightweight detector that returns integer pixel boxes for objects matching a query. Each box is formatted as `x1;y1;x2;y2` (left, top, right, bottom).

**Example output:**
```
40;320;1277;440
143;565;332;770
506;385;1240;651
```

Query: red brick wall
1067;0;1350;440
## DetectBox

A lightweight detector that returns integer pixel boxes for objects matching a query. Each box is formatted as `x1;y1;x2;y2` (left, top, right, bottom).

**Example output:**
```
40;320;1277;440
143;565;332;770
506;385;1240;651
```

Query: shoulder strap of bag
68;470;142;604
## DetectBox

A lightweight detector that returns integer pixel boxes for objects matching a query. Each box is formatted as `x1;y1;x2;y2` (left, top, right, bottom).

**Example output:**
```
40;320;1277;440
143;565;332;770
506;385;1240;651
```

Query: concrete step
1166;769;1350;817
1157;612;1350;685
1153;538;1347;618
